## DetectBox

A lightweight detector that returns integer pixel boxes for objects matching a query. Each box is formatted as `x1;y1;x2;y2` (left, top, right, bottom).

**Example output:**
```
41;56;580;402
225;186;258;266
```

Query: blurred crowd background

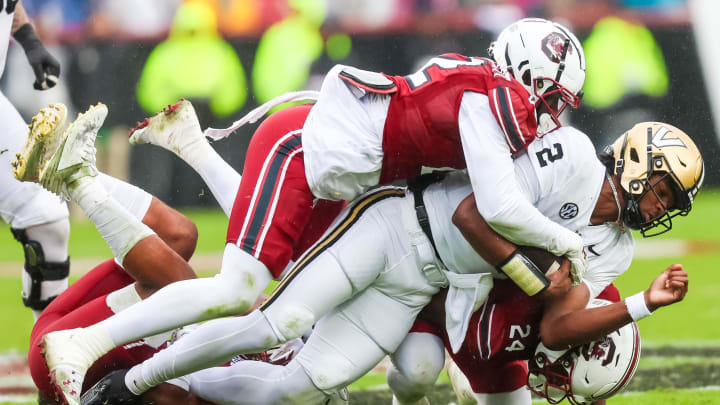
2;0;718;208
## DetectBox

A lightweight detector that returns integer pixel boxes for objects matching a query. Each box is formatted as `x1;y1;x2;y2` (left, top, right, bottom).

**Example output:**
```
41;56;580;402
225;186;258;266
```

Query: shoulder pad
338;66;397;96
488;85;537;154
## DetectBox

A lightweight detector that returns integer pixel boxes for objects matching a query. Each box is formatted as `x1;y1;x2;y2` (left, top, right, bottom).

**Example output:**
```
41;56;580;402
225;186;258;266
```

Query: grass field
1;190;719;404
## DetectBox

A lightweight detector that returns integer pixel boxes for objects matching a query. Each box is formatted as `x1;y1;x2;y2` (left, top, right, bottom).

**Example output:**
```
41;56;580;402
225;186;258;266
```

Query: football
519;246;563;275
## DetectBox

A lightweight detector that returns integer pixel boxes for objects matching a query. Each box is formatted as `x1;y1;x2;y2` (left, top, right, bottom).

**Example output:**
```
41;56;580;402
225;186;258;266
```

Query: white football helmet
527;300;641;404
489;18;586;135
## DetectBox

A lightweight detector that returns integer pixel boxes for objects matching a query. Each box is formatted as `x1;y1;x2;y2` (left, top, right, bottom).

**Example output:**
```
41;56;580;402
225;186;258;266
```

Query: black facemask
621;172;690;237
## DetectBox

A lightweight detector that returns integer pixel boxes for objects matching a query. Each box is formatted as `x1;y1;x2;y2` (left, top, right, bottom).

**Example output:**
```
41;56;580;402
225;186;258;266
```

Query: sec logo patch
559;203;578;219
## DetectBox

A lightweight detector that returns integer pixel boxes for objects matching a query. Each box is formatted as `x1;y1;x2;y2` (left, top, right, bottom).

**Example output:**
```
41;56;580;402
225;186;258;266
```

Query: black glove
13;23;60;90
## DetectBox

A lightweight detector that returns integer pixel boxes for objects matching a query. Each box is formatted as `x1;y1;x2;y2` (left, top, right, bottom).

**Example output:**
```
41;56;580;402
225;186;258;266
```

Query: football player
387;122;703;405
27;187;198;405
441;293;649;405
36;18;592;405
77;119;699;405
10;102;198;404
1;0;68;321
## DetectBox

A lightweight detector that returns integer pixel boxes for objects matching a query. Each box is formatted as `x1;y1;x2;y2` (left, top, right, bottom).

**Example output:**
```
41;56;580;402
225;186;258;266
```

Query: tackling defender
37;18;592;405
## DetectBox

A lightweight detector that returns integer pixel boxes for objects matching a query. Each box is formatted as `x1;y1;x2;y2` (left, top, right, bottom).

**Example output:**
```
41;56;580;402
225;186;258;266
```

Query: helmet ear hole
630;148;640;163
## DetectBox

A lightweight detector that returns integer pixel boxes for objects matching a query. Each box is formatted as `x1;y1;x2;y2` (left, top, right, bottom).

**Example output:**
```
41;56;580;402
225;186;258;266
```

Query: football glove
13;24;60;90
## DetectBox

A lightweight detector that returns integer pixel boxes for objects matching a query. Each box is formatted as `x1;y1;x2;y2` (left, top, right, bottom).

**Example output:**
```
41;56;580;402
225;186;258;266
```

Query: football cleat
129;99;205;157
12;103;68;182
40;328;104;405
38;103;107;200
80;369;141;405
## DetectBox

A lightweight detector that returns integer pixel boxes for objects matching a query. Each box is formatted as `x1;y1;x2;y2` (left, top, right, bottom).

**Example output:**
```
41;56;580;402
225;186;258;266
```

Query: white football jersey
424;126;634;298
0;5;13;79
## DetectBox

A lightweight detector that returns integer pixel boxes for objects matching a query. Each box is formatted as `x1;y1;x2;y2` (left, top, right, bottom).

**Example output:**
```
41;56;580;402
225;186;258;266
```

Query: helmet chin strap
606;171;624;230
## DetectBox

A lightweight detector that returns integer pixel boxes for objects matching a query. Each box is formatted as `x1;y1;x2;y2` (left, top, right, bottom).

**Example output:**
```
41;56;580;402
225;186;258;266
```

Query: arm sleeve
458;92;581;256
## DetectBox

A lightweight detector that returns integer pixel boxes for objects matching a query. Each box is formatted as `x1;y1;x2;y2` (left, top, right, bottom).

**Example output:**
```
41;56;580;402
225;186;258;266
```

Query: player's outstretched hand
646;264;689;312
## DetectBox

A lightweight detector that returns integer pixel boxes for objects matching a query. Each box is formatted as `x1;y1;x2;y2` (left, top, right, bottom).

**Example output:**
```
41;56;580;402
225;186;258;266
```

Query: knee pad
265;305;316;342
388;332;445;402
12;228;70;311
212;244;273;315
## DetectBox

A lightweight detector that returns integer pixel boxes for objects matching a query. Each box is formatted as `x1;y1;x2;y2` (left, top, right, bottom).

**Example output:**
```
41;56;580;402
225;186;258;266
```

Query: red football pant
29;260;158;401
226;104;344;278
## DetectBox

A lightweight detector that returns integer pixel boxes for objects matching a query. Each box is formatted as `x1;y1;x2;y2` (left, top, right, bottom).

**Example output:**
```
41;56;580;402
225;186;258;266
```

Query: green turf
648;188;720;241
639;355;720;369
527;387;720;405
612;254;720;346
0;277;34;352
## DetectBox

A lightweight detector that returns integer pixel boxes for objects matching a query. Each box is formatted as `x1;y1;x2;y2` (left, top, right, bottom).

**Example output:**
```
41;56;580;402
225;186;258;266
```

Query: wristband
625;291;652;321
12;23;42;52
497;249;550;296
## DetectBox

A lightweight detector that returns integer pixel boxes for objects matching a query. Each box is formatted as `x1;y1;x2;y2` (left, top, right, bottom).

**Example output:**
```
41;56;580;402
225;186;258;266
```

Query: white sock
106;284;142;314
71;177;154;264
96;173;153;220
180;141;240;217
196;156;241;218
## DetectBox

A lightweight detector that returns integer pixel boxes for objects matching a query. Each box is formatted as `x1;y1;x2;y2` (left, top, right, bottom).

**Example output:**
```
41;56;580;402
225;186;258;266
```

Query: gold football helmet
605;122;704;236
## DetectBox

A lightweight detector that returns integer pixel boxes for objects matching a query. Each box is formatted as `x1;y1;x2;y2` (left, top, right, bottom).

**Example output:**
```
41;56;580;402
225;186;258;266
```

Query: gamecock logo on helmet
541;32;572;63
581;336;617;367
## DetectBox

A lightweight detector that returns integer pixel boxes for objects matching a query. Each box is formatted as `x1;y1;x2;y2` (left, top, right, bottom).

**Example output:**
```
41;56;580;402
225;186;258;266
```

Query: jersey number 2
404;56;486;90
536;143;564;167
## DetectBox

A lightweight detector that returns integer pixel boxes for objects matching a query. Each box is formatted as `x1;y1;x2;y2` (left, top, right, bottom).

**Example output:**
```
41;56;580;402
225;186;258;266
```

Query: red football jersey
378;54;537;183
447;281;621;393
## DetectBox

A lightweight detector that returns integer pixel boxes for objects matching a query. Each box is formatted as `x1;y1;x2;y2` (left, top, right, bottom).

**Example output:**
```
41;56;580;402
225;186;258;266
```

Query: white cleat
39;103;108;200
129;99;205;157
12;103;68;182
41;328;100;405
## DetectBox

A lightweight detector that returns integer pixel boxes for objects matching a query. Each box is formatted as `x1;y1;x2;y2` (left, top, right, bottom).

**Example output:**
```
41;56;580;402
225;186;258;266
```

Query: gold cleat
12;103;68;182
